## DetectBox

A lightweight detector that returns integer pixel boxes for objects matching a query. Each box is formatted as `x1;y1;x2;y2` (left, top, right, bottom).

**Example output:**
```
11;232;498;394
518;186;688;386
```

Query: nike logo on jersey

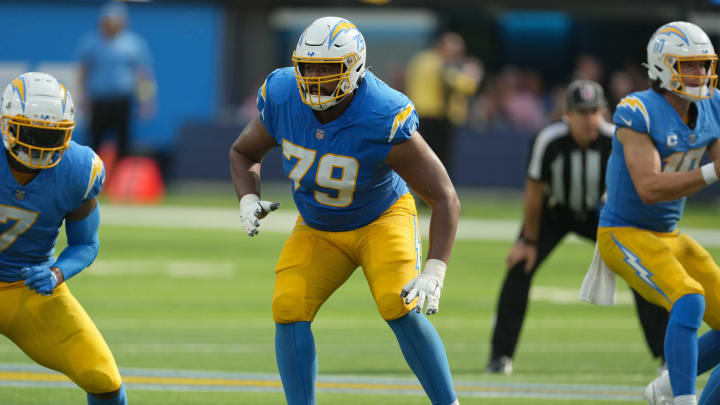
620;117;632;126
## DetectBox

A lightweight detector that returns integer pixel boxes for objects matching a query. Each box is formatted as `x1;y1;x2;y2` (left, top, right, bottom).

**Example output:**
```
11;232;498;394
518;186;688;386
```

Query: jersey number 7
0;205;38;253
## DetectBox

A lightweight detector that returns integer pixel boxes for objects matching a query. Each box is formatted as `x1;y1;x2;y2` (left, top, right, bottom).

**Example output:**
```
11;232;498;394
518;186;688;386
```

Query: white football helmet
646;21;718;101
0;72;74;169
291;16;367;111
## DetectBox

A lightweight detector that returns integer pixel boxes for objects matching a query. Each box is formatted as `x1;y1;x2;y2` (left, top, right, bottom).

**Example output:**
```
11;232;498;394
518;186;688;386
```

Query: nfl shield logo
315;129;325;140
580;84;594;100
14;190;25;200
690;133;696;144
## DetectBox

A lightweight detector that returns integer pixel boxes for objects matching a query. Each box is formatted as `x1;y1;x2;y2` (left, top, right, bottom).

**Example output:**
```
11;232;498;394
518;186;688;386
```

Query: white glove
400;259;447;315
239;194;280;237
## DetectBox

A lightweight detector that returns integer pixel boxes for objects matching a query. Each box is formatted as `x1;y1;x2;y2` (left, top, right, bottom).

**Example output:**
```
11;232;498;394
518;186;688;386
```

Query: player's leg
272;218;357;405
699;364;720;404
665;293;704;404
576;215;668;368
114;98;131;159
359;194;458;405
641;231;720;404
631;289;669;366
387;311;457;405
673;233;720;375
599;228;705;402
488;209;567;372
632;287;670;371
89;101;111;153
0;283;125;404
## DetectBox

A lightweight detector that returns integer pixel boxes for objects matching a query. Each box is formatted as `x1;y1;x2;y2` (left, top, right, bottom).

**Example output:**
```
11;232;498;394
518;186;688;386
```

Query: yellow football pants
598;226;720;329
272;193;420;323
0;281;123;394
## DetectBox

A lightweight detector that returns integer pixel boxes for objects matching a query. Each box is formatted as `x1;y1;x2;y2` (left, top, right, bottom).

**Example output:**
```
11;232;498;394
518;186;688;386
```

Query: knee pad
671;293;705;329
76;368;122;395
376;291;410;321
272;293;306;323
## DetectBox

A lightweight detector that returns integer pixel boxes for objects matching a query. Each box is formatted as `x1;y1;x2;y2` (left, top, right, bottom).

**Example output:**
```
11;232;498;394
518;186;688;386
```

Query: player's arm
618;127;716;203
56;198;101;283
508;178;544;272
707;139;720;167
389;131;460;315
230;116;276;198
387;131;460;263
22;198;100;295
519;178;544;244
229;116;280;236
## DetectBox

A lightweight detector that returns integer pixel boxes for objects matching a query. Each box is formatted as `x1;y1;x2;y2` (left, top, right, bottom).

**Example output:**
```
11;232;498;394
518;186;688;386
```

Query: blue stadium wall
0;1;221;152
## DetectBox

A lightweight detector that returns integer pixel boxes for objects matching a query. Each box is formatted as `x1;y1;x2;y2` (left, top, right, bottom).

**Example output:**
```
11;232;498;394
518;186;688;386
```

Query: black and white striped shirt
526;120;614;219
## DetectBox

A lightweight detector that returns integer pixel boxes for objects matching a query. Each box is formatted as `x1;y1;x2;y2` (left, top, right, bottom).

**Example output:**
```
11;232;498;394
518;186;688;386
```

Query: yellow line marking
0;370;638;397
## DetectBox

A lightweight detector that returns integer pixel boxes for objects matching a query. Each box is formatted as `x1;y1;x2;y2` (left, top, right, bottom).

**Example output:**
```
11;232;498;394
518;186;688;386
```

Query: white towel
579;243;617;306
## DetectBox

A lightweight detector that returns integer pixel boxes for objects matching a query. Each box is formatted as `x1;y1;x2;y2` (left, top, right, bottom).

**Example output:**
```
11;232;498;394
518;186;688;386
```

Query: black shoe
485;355;513;375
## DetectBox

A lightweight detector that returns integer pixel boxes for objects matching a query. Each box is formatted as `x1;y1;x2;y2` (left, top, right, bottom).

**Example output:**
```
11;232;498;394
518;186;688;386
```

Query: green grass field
1;183;719;404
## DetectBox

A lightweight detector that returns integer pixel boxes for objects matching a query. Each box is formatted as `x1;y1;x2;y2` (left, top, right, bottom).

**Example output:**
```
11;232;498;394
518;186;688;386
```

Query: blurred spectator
572;53;605;83
76;1;156;163
405;32;483;175
499;66;546;132
471;66;545;132
608;70;634;108
607;62;649;110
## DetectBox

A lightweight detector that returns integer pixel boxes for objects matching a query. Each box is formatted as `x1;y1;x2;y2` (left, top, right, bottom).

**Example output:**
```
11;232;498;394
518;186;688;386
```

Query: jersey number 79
282;139;359;207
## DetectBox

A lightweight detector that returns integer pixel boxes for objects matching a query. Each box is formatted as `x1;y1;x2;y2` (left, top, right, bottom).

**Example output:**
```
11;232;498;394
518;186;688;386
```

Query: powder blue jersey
600;89;720;232
257;68;417;231
0;142;105;280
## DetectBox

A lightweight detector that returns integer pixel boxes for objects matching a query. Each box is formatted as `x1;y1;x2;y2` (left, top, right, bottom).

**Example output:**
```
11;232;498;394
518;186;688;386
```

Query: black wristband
519;235;537;246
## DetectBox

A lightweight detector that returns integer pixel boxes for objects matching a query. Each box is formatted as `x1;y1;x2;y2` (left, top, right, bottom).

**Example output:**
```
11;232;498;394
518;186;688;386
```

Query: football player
595;22;720;405
229;16;461;405
0;72;126;404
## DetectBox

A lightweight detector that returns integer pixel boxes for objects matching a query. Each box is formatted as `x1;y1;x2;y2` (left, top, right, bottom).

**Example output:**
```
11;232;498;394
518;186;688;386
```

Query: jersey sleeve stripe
258;79;268;121
388;103;414;142
527;121;567;180
617;96;650;133
83;153;104;200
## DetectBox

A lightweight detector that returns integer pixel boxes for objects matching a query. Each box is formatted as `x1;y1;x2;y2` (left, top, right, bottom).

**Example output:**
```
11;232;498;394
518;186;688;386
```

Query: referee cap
566;79;606;111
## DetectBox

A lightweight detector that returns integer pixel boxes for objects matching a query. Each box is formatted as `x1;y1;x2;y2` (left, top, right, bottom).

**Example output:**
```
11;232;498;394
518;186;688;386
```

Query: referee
485;80;669;374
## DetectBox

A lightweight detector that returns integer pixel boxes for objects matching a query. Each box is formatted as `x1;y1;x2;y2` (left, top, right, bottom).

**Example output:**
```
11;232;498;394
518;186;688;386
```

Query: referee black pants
89;97;132;159
419;117;454;176
489;206;669;362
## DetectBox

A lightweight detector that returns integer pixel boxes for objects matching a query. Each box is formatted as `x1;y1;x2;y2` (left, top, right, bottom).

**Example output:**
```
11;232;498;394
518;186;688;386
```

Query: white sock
674;394;697;405
448;401;460;405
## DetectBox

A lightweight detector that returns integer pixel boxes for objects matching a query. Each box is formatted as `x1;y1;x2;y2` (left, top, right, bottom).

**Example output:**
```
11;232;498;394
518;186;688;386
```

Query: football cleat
644;370;673;405
485;355;513;375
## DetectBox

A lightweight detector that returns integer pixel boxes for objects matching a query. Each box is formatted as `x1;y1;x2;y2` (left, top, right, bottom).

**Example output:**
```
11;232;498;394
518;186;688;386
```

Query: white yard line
100;205;720;245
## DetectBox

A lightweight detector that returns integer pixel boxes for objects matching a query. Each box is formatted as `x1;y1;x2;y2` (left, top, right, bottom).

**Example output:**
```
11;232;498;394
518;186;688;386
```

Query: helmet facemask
292;53;359;111
664;54;718;101
646;22;719;102
292;17;367;111
1;115;73;169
